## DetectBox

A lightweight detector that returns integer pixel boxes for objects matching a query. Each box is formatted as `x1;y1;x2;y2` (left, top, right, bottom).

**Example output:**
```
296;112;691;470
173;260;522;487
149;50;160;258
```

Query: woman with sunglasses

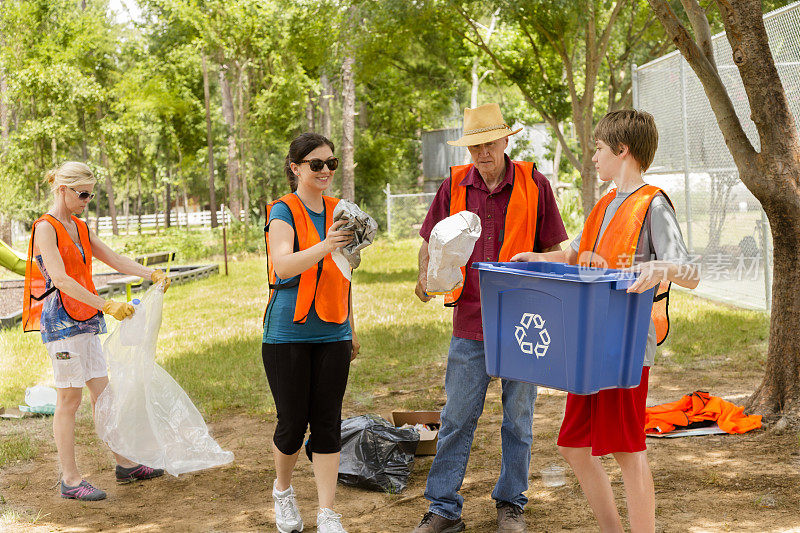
263;133;359;533
22;161;171;501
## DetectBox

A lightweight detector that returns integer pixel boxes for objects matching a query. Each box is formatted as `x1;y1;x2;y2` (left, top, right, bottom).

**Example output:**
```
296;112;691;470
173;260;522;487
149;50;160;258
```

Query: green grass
148;238;451;417
663;290;769;370
0;431;38;467
0;236;770;421
0;237;452;417
0;507;50;527
0;329;51;409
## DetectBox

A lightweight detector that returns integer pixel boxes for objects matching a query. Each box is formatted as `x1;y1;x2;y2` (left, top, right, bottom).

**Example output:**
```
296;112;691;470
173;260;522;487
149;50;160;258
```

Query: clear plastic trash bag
426;211;482;294
95;285;234;476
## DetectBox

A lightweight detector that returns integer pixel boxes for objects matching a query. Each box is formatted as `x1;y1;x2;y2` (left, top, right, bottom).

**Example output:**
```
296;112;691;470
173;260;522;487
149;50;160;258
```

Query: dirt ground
2;365;799;533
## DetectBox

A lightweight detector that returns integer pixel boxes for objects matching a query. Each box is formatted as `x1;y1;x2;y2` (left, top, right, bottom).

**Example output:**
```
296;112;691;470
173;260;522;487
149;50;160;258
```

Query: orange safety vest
645;391;762;435
444;161;540;306
577;184;672;345
23;214;101;332
263;194;350;324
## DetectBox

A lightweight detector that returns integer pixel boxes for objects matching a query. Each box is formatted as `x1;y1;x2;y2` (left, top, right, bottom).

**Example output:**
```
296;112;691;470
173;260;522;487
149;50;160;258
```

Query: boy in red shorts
512;109;698;531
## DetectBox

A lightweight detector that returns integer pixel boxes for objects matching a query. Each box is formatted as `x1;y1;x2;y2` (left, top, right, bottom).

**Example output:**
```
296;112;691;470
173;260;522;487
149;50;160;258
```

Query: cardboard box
388;411;440;456
0;406;33;419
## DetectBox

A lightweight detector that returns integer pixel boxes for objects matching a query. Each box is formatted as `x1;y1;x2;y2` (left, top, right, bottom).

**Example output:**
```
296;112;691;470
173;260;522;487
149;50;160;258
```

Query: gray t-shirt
570;189;690;366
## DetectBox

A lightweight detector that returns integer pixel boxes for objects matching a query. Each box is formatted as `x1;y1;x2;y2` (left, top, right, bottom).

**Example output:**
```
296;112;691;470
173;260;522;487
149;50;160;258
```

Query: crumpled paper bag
331;200;378;278
426;211;482;294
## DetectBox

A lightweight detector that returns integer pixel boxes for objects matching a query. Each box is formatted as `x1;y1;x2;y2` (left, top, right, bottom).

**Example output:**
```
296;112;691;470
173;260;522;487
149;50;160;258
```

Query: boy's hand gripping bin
473;262;655;394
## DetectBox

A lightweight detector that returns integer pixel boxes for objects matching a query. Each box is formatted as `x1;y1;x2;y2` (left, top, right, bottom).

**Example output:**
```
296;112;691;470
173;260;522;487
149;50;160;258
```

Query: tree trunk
574;100;599;211
135;136;143;234
78;109;89;160
320;73;332;139
175;143;189;231
470;10;499;108
0;64;9;147
341;18;356;202
165;168;172;229
240;141;250;224
0;214;12;243
706;171;737;253
50;108;58;164
579;156;597;214
202;54;218;228
95;107;118;235
219;63;241;215
752;194;800;418
237;67;250;225
416;120;424;188
647;0;800;421
182;182;190;232
152;165;160;235
124;172;130;235
306;90;316;131
94;187;102;234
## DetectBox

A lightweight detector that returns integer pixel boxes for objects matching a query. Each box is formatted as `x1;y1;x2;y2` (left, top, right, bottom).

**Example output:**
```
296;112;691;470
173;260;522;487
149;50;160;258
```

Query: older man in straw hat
412;103;568;533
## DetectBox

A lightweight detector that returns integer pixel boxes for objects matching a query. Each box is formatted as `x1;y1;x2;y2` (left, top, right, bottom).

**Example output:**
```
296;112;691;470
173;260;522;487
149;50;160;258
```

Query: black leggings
262;341;351;455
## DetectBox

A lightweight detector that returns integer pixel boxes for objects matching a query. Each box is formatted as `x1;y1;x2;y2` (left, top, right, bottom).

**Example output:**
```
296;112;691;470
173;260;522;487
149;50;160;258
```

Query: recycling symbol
514;313;550;359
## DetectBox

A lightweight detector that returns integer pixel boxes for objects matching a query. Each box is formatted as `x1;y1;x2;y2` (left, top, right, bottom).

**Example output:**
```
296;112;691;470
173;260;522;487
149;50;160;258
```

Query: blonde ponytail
44;168;59;188
45;162;96;194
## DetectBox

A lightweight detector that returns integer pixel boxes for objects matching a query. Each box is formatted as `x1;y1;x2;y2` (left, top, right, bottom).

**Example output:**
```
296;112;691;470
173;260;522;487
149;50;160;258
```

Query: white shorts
45;333;108;389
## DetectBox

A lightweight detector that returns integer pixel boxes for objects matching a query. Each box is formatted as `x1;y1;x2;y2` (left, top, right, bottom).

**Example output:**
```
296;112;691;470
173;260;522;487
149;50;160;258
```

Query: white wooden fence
92;209;247;236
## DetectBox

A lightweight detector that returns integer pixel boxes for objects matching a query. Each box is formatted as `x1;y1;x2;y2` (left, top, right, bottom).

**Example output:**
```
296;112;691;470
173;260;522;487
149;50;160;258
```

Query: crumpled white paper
95;285;234;476
331;199;378;280
426;211;482;294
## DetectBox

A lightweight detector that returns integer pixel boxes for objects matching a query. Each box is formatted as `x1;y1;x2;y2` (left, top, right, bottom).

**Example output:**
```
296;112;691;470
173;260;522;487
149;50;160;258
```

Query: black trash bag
337;414;420;493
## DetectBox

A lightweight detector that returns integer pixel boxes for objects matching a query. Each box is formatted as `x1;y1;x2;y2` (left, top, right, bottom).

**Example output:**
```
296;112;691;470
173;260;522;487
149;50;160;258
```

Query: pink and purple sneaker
60;480;107;501
115;463;165;484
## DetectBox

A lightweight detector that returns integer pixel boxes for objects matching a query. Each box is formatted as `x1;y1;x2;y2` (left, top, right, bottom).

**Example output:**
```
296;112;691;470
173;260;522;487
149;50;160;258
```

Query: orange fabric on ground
644;391;762;435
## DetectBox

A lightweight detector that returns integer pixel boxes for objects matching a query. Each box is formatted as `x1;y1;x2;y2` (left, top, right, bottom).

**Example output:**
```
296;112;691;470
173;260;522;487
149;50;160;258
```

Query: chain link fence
384;184;436;238
633;0;800;311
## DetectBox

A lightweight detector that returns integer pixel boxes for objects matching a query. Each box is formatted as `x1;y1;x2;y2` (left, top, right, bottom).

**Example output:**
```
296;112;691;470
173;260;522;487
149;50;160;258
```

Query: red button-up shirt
420;156;568;341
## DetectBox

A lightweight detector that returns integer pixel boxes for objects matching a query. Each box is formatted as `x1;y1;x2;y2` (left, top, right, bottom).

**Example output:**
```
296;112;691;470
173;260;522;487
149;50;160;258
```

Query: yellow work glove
102;300;135;321
151;269;170;292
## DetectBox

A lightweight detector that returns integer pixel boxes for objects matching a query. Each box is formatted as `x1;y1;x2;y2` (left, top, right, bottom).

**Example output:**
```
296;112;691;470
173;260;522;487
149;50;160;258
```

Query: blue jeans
424;336;538;519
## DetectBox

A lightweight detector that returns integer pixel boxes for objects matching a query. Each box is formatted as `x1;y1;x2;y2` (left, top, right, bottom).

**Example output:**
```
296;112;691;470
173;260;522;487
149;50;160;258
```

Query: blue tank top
263;195;351;344
35;242;106;344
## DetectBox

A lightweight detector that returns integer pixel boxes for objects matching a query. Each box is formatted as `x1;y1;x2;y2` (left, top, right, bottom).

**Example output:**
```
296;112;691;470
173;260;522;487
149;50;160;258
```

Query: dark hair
594;110;658;172
284;133;335;192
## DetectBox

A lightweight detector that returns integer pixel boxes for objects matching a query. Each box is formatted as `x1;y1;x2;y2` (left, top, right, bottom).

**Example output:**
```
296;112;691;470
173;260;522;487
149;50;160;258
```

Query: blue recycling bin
473;262;655;395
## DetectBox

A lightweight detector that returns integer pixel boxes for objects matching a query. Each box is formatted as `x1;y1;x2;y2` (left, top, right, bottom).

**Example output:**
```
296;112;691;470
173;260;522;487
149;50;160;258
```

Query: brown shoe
496;502;526;532
411;511;465;533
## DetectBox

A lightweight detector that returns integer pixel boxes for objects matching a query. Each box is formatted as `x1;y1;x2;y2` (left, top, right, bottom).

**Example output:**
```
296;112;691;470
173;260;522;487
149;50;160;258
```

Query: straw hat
447;103;522;147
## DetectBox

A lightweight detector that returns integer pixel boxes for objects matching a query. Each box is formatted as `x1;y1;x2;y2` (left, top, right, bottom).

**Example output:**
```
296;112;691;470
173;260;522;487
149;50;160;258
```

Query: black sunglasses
299;157;339;172
68;187;95;200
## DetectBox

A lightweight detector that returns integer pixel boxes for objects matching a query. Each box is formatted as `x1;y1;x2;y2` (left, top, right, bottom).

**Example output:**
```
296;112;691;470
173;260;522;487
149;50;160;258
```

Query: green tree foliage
435;0;675;214
6;0;783;233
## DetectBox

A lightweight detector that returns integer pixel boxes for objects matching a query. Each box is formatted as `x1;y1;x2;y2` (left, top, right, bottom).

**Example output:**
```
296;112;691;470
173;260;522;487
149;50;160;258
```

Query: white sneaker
317;508;346;533
272;480;303;533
